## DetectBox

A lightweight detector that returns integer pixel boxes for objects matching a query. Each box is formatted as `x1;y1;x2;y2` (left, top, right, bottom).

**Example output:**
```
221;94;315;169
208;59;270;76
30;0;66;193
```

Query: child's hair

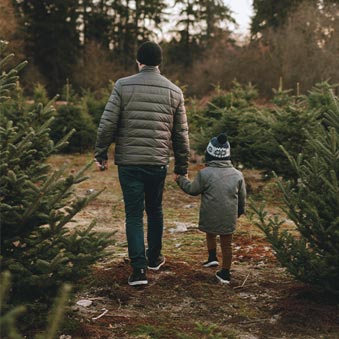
205;133;231;162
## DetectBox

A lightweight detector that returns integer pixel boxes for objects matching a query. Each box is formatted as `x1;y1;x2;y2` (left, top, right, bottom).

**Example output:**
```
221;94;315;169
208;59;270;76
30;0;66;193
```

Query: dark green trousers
118;165;167;269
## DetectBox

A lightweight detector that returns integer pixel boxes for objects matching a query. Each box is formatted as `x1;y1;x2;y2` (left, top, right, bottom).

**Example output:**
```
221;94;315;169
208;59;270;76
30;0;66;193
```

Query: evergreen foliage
271;79;295;107
0;42;27;103
13;0;80;93
5;0;339;96
0;272;26;339
51;103;97;153
306;81;339;117
190;81;329;180
189;81;258;162
1;271;72;339
250;89;339;295
189;81;270;169
81;86;112;126
12;0;168;92
33;83;49;106
251;0;301;35
167;0;234;67
251;0;339;37
0;42;114;327
256;98;320;180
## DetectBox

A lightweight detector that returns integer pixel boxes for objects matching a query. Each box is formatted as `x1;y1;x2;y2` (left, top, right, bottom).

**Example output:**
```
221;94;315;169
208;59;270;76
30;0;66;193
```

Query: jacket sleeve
94;81;122;161
172;92;190;175
238;174;247;217
176;172;204;196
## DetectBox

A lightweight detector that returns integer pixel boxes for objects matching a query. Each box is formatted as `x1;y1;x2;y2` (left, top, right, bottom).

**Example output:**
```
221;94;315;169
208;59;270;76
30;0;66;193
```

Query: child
176;133;246;284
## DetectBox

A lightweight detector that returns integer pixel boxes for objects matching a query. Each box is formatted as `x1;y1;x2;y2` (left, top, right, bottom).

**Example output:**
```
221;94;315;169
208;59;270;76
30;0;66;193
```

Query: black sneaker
147;255;166;271
216;269;231;284
128;268;148;286
202;259;219;268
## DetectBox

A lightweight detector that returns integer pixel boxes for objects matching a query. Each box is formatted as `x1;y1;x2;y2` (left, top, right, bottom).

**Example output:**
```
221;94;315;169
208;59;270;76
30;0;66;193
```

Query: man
95;41;190;286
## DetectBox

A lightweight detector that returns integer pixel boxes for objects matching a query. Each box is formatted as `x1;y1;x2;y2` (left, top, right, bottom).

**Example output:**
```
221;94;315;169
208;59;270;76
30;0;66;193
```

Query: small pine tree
250;90;339;295
0;272;26;339
0;42;114;327
81;86;112;126
1;271;72;339
258;99;321;180
307;81;339;115
50;102;97;153
189;81;258;164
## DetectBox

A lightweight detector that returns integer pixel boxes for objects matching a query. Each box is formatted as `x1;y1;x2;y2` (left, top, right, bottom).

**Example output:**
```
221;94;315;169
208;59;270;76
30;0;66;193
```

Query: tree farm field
48;154;339;339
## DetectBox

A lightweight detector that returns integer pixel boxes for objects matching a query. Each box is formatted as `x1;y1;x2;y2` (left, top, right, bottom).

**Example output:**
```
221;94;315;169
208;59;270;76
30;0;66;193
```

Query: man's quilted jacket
95;66;189;174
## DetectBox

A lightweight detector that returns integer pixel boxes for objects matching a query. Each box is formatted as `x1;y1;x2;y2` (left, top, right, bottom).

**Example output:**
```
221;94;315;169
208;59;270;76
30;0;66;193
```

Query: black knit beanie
137;41;163;66
205;133;231;162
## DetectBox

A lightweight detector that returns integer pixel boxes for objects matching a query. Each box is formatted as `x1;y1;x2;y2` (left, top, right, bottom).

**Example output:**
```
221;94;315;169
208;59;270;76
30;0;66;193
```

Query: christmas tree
0;271;71;339
251;89;339;294
0;41;114;328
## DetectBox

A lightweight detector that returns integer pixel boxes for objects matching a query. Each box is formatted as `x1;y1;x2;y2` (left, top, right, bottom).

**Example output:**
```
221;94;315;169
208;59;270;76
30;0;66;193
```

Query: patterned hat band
206;141;230;158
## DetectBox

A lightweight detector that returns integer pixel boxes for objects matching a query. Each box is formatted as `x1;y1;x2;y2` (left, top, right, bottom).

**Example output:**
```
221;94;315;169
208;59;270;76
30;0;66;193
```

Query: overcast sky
224;0;253;34
160;0;253;41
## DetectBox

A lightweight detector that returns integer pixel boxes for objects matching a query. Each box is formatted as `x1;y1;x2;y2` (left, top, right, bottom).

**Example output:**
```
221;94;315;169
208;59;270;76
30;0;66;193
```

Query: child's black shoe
202;259;219;267
216;269;231;284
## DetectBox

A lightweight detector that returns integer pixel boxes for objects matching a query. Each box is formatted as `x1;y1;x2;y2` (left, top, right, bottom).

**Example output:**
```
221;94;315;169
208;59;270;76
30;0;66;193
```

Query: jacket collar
206;160;233;168
140;65;160;74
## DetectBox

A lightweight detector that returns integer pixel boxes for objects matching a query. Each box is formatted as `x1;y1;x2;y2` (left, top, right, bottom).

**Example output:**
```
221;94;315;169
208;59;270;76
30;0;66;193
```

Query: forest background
1;0;339;98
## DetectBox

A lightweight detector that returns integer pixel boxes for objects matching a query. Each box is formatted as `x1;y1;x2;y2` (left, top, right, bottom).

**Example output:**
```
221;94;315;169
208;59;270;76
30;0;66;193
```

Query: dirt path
51;155;339;339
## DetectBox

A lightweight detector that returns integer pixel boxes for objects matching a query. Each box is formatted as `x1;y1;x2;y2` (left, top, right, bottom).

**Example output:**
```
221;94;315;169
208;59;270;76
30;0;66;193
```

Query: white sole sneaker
147;257;166;271
128;278;148;286
128;268;148;286
202;260;219;268
215;272;230;284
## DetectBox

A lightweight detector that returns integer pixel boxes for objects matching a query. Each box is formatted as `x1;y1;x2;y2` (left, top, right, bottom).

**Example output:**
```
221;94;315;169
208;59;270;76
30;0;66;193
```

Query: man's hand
95;159;108;171
173;173;188;181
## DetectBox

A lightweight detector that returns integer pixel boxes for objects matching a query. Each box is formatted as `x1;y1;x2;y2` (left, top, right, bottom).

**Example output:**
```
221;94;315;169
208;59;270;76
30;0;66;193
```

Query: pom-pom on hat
137;41;163;66
205;133;231;162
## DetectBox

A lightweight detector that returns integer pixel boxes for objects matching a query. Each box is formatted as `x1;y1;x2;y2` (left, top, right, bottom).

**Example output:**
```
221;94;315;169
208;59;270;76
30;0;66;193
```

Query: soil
50;154;339;339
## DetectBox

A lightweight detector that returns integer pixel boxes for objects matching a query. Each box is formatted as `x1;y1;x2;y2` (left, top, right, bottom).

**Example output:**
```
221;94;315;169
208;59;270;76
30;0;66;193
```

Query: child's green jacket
177;160;246;235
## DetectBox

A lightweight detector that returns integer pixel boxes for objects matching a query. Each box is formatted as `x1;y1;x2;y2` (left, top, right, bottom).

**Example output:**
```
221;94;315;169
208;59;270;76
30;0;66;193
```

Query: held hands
95;159;108;171
173;173;188;181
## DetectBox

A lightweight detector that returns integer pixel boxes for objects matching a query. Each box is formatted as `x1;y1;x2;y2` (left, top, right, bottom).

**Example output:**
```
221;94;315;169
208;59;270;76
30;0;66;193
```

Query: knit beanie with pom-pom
205;133;231;162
